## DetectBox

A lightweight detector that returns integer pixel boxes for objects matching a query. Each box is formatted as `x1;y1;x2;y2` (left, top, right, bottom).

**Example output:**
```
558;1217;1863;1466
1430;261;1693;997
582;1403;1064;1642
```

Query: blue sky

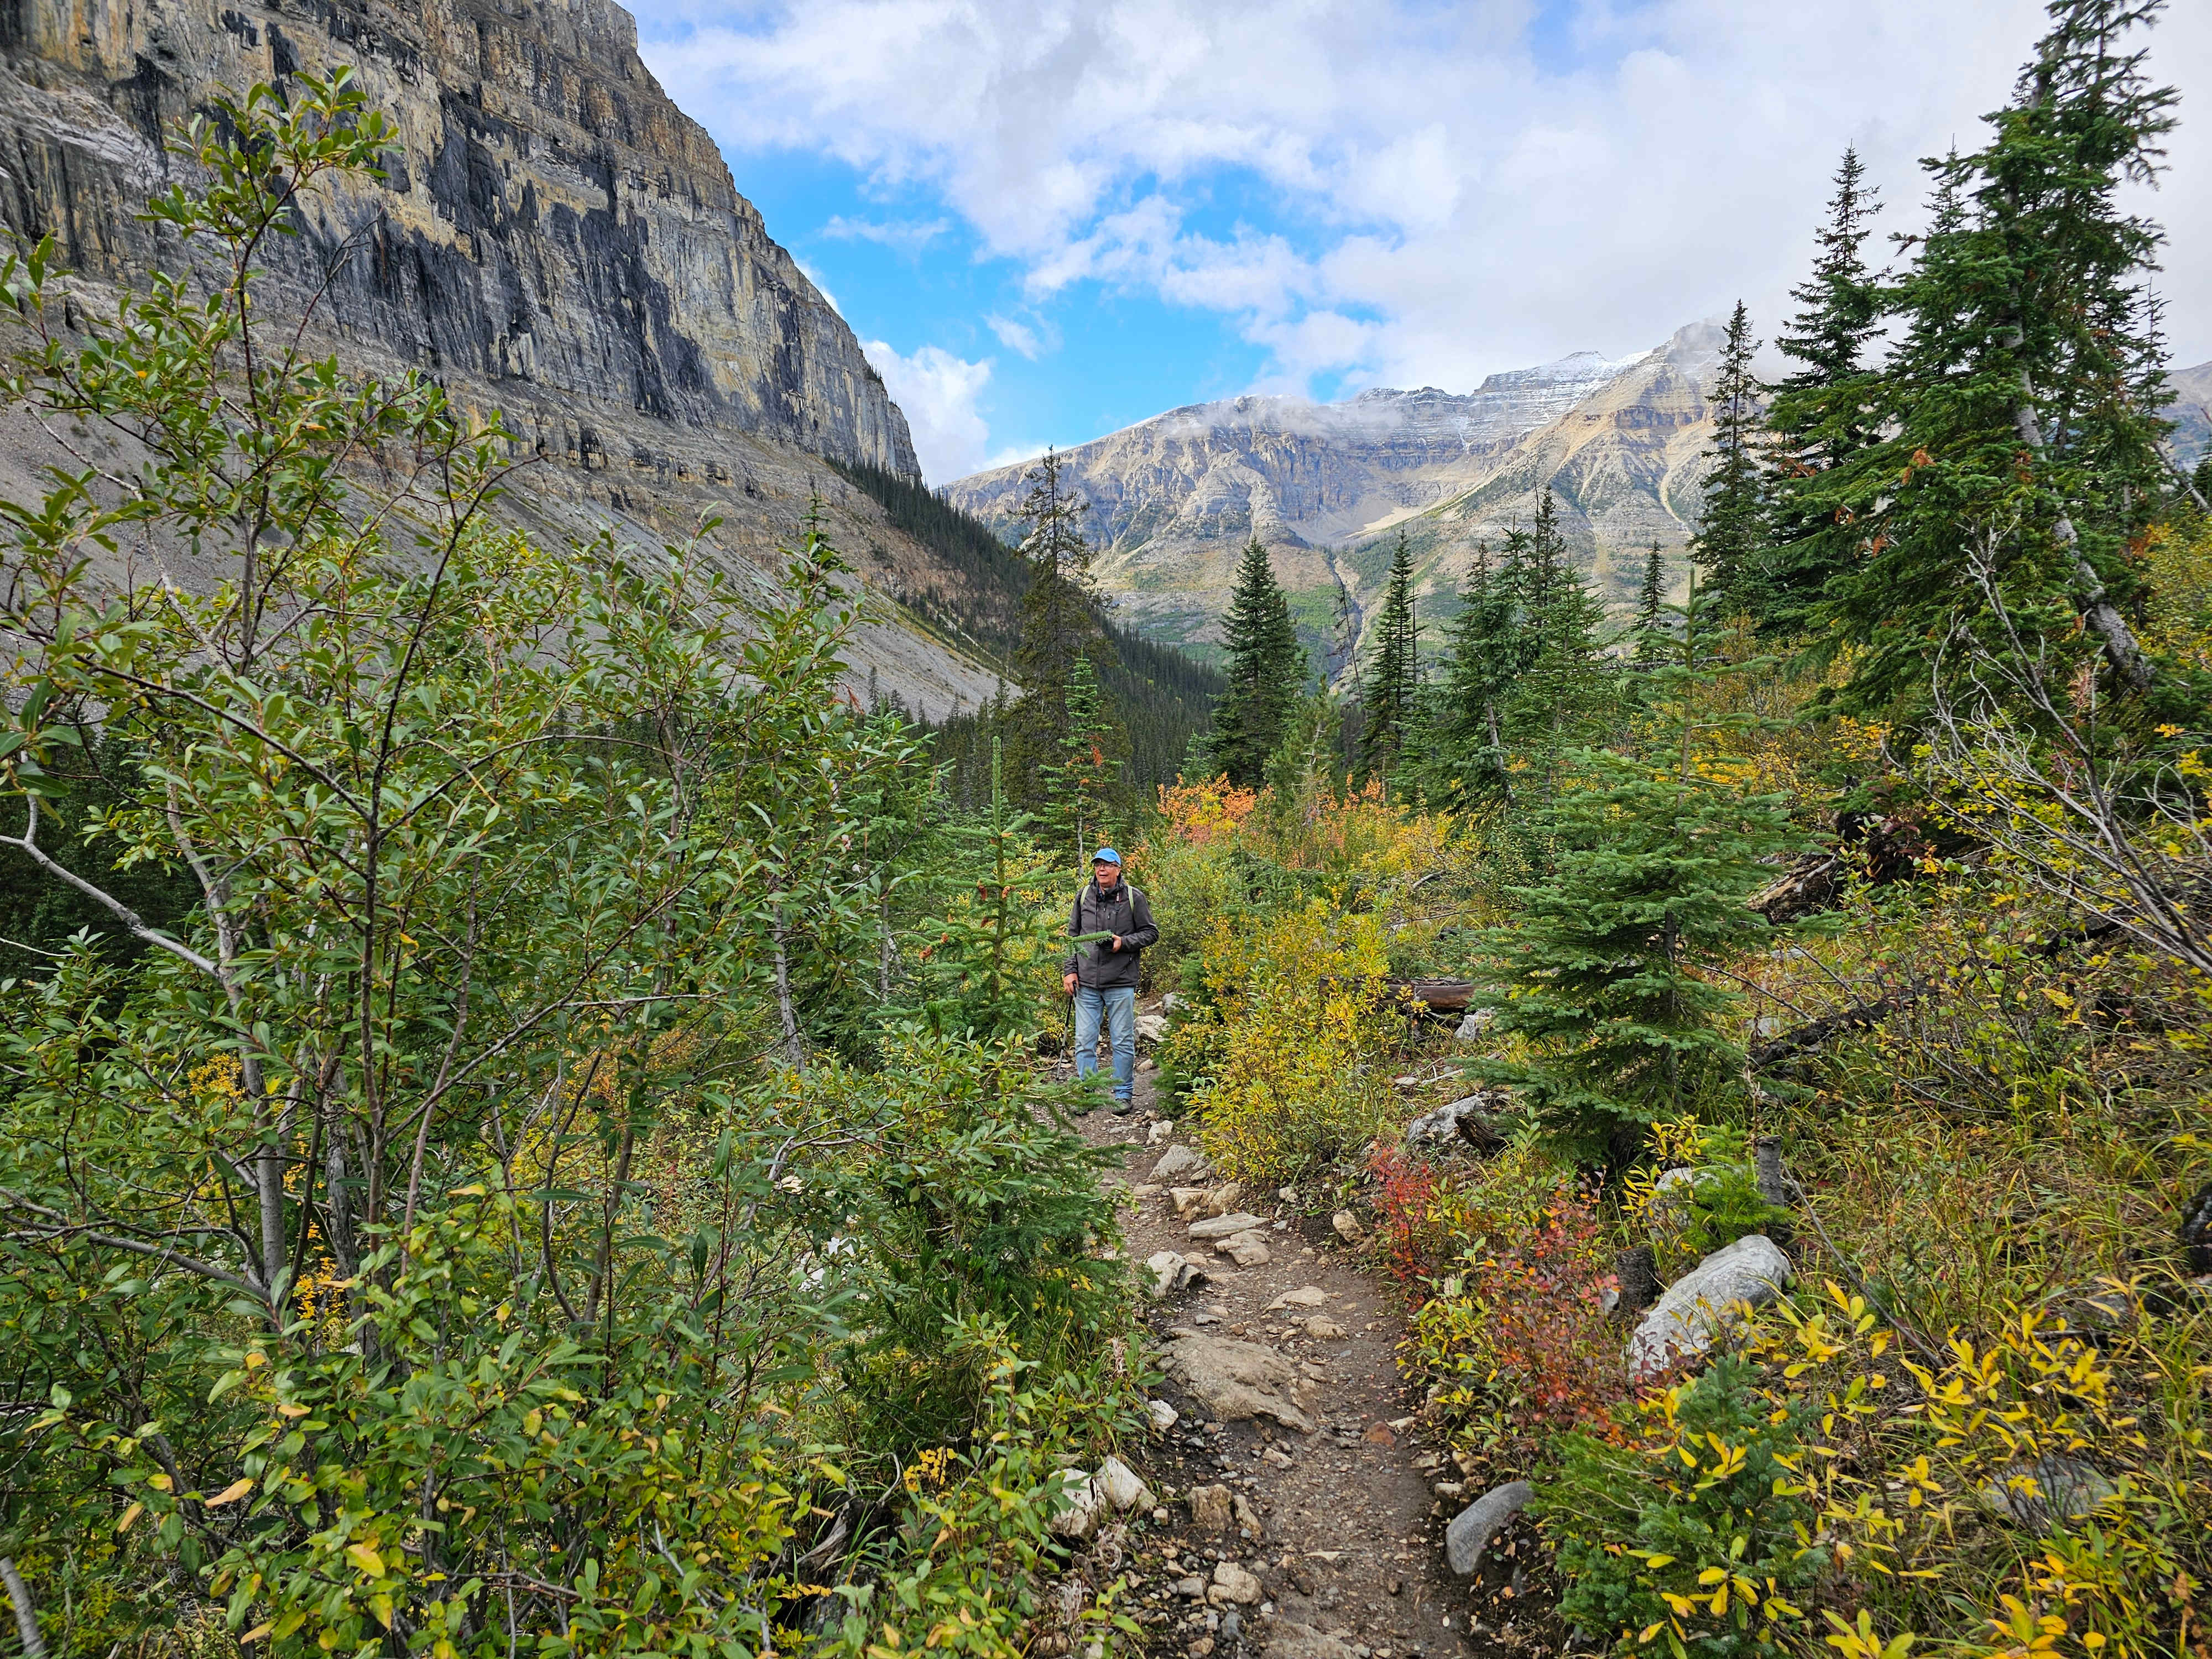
631;0;2212;484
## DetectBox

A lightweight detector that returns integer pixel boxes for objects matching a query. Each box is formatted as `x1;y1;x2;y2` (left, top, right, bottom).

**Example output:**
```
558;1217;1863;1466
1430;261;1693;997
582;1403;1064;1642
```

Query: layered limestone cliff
0;0;1010;716
948;323;1726;664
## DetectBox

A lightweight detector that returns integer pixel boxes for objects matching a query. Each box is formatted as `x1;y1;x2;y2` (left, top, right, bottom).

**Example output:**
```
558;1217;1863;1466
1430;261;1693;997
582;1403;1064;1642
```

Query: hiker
1061;847;1159;1112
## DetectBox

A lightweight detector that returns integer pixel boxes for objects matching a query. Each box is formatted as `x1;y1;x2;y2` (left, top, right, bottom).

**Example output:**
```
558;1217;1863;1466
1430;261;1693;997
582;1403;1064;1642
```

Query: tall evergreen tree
1761;149;1887;638
1436;541;1524;801
1037;657;1116;871
1356;529;1422;784
1003;447;1109;796
1692;301;1773;620
1830;0;2174;713
1515;491;1615;808
1633;541;1671;665
1211;537;1306;785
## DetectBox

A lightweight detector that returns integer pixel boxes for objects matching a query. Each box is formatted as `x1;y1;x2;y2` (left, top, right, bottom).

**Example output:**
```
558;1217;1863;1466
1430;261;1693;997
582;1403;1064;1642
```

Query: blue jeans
1073;984;1137;1103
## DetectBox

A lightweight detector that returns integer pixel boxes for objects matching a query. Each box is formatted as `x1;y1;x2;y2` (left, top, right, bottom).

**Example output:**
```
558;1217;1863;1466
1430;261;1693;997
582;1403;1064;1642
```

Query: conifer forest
1;3;2210;1658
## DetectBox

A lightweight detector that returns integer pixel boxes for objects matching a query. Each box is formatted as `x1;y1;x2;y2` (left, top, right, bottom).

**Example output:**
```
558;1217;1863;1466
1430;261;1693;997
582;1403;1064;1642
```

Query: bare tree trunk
771;902;806;1072
0;1558;44;1659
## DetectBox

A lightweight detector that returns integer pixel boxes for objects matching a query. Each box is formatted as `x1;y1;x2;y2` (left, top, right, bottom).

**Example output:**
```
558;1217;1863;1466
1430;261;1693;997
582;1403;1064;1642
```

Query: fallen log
1316;975;1481;1016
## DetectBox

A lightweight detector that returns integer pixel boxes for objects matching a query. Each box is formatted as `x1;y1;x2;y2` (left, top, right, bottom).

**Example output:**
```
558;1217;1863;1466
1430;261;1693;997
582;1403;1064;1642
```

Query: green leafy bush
1533;1356;1824;1659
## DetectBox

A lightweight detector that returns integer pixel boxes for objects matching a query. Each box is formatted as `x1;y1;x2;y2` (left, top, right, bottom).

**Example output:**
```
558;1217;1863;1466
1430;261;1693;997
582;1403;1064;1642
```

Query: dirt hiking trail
1061;1058;1549;1659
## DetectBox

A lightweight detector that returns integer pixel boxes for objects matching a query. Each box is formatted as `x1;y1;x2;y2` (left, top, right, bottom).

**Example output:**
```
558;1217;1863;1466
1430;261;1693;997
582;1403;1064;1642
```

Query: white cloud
821;214;952;253
986;313;1047;357
641;0;2212;399
863;340;995;482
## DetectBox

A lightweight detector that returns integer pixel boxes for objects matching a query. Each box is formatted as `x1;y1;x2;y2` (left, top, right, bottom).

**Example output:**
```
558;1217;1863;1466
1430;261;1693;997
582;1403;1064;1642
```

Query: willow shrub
1167;901;1404;1185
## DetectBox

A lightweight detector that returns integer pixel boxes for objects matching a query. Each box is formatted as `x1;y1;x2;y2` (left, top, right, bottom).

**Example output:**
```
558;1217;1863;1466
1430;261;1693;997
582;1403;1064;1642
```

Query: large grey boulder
1453;1008;1494;1042
1158;1334;1318;1432
1446;1480;1533;1576
1627;1234;1793;1379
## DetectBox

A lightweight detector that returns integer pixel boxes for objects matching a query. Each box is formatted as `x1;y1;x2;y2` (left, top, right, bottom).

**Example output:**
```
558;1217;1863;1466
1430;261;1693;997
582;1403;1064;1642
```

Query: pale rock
1263;1623;1359;1659
1173;1575;1208;1599
1136;1013;1170;1044
1218;1230;1272;1267
1265;1286;1330;1312
1188;1484;1235;1531
1094;1455;1154;1514
1190;1211;1267;1240
1405;1092;1504;1154
1172;1187;1211;1220
1446;1481;1533;1576
1233;1493;1265;1537
1048;1469;1104;1540
1332;1211;1369;1246
1159;1335;1318;1432
1152;1144;1213;1184
1147;1120;1176;1145
1145;1250;1206;1300
1304;1317;1348;1340
1130;1183;1162;1201
1453;1009;1494;1042
1208;1562;1262;1605
1627;1234;1794;1380
1147;1398;1180;1432
1162;992;1191;1013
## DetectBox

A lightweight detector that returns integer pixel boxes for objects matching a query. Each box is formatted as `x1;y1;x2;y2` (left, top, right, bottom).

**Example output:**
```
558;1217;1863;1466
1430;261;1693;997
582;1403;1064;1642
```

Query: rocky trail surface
1056;1051;1552;1659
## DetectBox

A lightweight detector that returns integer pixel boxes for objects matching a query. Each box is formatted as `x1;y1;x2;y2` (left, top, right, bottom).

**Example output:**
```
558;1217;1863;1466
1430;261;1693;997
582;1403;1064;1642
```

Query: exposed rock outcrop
0;0;1011;717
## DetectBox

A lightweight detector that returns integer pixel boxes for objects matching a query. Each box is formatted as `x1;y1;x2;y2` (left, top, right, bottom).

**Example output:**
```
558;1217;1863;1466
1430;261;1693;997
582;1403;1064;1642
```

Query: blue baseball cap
1091;847;1122;865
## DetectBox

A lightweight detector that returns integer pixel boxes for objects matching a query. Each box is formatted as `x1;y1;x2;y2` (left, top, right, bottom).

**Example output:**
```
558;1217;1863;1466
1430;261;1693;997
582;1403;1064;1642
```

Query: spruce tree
1436;541;1524;801
1212;537;1306;785
1036;656;1115;870
1830;0;2174;713
1356;529;1422;784
1003;447;1109;797
1692;301;1772;620
1762;149;1886;638
1634;541;1671;665
1513;491;1615;809
1474;570;1803;1160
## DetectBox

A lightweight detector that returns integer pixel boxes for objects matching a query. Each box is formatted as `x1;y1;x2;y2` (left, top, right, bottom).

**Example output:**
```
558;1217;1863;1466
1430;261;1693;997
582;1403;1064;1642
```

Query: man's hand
1063;972;1078;995
1109;934;1123;951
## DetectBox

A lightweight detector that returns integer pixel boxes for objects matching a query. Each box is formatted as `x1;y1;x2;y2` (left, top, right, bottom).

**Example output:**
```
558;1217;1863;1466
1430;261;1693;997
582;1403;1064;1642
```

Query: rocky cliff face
0;0;1016;717
0;0;916;475
947;323;1725;664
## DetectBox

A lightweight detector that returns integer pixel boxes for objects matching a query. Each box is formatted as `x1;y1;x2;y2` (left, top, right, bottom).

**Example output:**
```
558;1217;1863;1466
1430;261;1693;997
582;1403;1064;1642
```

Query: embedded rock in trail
1207;1562;1262;1605
1135;1013;1170;1044
1264;1624;1360;1659
1303;1316;1348;1339
1188;1484;1234;1531
1202;1183;1248;1217
1405;1092;1504;1153
1190;1211;1268;1240
1145;1250;1205;1299
1628;1234;1793;1379
1218;1229;1272;1267
1332;1211;1369;1245
1266;1285;1329;1312
1171;1187;1211;1220
1446;1480;1533;1576
1159;1334;1318;1432
1152;1144;1213;1184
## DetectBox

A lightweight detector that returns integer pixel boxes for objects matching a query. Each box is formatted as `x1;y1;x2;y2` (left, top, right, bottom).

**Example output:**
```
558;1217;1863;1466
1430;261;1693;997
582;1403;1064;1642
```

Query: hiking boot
1112;1096;1135;1115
